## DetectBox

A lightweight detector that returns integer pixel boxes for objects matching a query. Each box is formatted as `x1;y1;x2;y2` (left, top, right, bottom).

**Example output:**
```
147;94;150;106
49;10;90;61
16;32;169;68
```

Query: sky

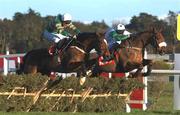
0;0;180;25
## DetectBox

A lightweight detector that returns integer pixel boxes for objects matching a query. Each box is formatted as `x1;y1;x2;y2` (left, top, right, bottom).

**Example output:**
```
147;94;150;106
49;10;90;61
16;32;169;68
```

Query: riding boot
102;55;112;62
110;43;120;52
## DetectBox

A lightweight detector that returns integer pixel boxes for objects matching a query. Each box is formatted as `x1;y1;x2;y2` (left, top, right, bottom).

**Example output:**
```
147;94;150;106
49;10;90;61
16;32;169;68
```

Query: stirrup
48;45;56;55
49;50;54;55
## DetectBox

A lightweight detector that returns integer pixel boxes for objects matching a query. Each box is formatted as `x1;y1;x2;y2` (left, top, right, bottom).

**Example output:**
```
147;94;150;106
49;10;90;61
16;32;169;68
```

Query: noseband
151;32;167;52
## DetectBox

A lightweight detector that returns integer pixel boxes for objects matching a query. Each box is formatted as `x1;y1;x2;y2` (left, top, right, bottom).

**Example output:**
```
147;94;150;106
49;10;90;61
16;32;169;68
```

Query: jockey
105;23;131;51
43;13;80;55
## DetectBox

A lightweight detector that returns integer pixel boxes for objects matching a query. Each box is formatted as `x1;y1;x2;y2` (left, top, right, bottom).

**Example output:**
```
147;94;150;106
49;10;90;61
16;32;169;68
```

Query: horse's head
76;32;110;57
150;28;167;55
95;32;110;57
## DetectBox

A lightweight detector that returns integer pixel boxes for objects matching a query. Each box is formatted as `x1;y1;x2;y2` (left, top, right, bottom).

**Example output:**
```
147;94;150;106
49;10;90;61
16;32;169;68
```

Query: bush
152;61;172;69
0;74;144;112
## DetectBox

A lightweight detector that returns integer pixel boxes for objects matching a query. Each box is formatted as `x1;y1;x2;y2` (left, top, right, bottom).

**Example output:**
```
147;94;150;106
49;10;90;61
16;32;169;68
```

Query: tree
0;19;13;53
127;12;159;32
0;9;178;54
11;8;46;53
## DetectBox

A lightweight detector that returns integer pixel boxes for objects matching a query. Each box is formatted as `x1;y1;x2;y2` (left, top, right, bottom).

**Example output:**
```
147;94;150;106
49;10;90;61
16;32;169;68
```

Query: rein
61;38;75;53
125;47;142;51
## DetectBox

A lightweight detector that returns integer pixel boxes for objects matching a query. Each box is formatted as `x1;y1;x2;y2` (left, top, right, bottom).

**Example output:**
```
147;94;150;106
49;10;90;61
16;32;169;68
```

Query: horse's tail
16;53;28;74
16;63;24;74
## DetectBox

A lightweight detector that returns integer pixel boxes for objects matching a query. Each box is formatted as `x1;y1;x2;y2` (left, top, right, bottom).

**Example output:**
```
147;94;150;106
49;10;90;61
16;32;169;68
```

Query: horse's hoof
80;77;86;85
86;70;92;76
127;74;133;78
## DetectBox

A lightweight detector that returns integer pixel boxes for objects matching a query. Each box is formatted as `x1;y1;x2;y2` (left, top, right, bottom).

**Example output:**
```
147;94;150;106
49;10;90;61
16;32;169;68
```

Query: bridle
151;32;167;52
151;33;159;50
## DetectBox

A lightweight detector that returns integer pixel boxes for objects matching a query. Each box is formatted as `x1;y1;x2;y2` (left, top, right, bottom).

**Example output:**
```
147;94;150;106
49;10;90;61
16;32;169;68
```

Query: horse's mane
77;32;98;41
135;30;152;36
124;30;152;42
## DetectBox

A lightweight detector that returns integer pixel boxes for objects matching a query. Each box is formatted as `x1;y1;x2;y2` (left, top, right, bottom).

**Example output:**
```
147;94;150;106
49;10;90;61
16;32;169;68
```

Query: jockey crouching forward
105;23;131;50
103;23;131;61
43;13;80;55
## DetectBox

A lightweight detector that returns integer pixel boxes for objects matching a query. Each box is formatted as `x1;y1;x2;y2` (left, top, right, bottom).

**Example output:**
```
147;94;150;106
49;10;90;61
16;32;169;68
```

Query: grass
0;82;180;115
0;111;180;115
148;82;174;111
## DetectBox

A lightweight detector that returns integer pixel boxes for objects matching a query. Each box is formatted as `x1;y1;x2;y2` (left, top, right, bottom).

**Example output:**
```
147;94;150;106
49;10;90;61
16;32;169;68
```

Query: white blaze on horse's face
158;42;167;48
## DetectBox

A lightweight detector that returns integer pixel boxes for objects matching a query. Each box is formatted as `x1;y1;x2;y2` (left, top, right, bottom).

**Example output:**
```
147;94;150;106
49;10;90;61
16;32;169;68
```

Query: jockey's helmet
116;24;125;34
116;24;125;31
62;13;72;23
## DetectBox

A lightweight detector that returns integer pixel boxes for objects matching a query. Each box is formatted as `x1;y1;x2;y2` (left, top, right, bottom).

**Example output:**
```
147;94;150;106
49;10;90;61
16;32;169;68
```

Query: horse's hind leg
79;63;88;85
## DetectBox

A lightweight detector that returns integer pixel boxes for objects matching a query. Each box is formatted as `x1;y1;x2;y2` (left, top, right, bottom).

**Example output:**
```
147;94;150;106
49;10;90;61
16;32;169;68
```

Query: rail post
174;54;180;110
3;50;9;75
143;49;148;110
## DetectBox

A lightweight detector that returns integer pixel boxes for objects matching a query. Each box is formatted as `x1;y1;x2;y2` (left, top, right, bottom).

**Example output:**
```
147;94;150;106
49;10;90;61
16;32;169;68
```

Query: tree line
0;8;179;54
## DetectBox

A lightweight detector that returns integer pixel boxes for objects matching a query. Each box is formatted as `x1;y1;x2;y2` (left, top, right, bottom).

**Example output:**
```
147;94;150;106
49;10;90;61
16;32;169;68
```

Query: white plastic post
108;73;112;78
126;103;131;113
174;54;180;110
3;50;9;75
143;49;148;110
3;58;8;75
17;57;21;69
17;57;21;65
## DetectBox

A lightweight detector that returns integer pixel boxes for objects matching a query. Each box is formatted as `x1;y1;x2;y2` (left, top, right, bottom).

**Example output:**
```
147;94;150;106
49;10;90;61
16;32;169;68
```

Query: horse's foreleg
130;65;143;78
143;59;153;76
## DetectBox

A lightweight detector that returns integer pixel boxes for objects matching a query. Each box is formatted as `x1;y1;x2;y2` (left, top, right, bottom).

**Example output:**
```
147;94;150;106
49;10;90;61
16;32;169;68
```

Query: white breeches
43;30;67;43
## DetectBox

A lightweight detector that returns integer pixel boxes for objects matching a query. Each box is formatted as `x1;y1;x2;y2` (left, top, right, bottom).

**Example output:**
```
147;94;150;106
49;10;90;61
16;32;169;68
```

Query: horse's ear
150;27;158;33
149;26;158;33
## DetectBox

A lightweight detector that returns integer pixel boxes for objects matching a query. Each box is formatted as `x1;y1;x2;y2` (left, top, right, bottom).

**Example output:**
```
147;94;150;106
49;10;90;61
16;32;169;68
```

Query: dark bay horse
93;28;167;78
17;32;110;78
16;32;110;106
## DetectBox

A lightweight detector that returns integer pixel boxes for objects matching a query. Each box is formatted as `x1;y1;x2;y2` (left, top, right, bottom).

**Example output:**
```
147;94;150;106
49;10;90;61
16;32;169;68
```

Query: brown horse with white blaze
92;28;167;78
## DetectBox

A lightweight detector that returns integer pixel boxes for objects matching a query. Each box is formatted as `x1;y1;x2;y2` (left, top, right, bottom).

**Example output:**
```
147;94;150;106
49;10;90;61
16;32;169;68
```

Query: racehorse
92;28;167;78
17;32;110;78
16;32;110;108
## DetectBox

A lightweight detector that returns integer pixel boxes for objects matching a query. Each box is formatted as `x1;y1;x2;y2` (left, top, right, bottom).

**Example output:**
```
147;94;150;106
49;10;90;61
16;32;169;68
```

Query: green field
0;82;180;115
0;111;180;115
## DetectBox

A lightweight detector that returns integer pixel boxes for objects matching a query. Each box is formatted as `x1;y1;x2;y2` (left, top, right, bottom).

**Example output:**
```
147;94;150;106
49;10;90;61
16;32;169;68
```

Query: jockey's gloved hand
67;34;73;38
73;35;77;39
